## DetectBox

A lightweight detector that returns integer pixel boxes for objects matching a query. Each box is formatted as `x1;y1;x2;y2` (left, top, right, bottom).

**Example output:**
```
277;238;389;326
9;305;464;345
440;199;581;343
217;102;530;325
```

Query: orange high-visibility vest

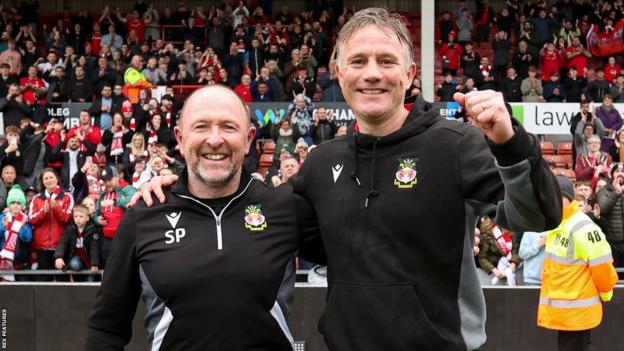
538;202;618;331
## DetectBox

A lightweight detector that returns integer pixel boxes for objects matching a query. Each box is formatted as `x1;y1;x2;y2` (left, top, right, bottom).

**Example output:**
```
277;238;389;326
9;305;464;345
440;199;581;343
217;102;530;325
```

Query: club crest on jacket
244;204;267;232
394;158;418;189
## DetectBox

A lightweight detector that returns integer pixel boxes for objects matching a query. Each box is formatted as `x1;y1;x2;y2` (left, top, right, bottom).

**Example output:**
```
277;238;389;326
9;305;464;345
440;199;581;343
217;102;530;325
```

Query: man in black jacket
136;8;563;351
309;106;338;145
500;67;523;102
85;86;314;350
0;83;32;127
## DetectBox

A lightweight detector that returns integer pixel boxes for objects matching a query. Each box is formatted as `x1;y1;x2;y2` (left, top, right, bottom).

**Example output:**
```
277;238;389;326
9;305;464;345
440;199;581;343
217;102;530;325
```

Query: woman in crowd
102;112;133;165
122;132;148;165
28;168;73;281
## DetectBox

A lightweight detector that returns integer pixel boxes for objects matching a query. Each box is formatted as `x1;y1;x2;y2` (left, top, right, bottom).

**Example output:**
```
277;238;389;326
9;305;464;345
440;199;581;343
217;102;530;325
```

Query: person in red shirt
604;56;623;83
540;42;560;83
94;165;136;266
234;73;253;102
566;37;592;76
19;66;46;105
67;110;102;152
118;10;145;43
439;31;463;76
90;22;103;56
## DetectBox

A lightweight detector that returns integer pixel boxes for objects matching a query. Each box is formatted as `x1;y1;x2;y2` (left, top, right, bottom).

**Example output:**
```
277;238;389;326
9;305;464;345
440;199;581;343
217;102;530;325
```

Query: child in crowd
131;156;152;190
0;186;32;281
54;205;101;281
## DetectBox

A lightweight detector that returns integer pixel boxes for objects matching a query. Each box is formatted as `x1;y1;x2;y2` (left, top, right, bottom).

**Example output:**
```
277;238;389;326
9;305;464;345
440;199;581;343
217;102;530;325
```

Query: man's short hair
334;8;413;69
575;181;590;188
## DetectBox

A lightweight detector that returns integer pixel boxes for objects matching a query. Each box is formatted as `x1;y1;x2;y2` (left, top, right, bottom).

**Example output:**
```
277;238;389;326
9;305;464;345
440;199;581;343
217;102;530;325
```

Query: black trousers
35;249;55;282
558;329;591;351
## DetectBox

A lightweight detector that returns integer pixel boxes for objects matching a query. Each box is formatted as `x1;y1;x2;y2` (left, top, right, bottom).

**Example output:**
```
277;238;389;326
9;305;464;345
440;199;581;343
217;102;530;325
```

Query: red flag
586;19;624;57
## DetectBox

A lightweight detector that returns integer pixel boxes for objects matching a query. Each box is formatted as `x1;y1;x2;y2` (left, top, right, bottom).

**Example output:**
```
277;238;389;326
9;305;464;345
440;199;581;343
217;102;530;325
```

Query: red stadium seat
540;141;555;155
551;167;576;181
263;140;276;155
557;142;573;155
543;154;573;168
260;154;274;167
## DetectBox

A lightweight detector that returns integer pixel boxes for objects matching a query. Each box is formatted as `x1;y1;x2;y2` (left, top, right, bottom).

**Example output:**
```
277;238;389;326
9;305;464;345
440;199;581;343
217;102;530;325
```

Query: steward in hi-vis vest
538;176;618;350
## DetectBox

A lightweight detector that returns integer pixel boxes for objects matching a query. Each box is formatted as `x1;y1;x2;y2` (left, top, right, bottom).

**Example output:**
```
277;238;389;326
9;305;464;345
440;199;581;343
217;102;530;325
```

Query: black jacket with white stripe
85;170;311;350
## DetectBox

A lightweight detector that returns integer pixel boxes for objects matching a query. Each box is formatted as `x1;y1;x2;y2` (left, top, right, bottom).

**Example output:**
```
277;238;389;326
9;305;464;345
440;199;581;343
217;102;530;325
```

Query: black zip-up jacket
292;103;562;351
85;171;316;351
54;221;101;267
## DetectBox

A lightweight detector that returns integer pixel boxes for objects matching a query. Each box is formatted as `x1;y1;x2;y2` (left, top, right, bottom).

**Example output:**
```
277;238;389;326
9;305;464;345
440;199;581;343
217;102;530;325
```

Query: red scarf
132;171;140;186
110;130;124;156
130;117;136;131
492;225;512;259
49;186;61;200
148;131;158;145
164;108;172;126
0;212;27;281
74;230;90;268
1;212;26;261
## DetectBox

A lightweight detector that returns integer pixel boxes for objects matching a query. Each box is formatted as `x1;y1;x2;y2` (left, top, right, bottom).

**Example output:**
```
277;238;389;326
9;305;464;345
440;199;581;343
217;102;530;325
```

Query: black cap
100;165;117;182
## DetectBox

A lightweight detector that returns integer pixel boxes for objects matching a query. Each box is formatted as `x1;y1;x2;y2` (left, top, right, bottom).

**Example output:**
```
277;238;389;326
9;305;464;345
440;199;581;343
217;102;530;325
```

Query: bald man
85;86;314;351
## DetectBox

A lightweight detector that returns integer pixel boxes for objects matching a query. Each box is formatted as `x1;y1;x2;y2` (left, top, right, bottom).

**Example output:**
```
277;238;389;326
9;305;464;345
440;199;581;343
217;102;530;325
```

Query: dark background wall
1;285;623;351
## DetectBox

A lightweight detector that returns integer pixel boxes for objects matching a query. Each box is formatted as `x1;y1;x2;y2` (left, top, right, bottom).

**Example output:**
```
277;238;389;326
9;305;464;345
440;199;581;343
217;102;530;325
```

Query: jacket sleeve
115;186;137;208
89;229;101;268
477;237;495;273
576;223;618;301
28;198;47;226
460;122;562;233
519;232;543;260
51;195;74;224
85;209;141;350
597;186;620;216
19;222;32;243
53;226;71;260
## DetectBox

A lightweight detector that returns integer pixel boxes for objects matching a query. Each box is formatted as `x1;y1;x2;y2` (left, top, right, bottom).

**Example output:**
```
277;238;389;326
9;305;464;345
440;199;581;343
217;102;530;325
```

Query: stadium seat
263;140;276;155
557;142;573;155
551;167;576;181
544;154;573;168
540;141;555;155
260;154;274;167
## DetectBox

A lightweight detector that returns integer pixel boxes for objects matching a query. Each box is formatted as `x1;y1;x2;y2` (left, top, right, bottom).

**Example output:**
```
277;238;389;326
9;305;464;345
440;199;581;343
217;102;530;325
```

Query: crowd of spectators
432;0;624;104
0;0;623;284
0;0;351;281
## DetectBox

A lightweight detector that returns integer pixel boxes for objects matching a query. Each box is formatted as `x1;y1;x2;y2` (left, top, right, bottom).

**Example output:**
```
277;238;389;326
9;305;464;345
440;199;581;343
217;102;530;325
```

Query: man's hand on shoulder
127;174;179;208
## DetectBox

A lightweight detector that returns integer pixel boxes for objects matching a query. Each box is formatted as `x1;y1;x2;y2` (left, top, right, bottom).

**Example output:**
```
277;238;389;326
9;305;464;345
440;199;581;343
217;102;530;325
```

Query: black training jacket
85;171;310;351
292;104;562;351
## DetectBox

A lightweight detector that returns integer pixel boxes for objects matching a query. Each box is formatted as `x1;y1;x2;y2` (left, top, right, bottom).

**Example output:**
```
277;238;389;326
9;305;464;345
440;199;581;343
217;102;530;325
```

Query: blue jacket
0;212;33;265
519;231;546;285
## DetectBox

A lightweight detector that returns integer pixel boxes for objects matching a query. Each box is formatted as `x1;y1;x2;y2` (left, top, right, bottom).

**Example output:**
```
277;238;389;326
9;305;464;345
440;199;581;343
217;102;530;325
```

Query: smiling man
288;7;562;351
132;8;563;351
85;86;313;351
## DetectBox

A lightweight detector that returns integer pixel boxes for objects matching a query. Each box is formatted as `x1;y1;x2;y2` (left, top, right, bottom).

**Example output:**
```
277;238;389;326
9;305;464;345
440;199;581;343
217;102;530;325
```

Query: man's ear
245;126;257;155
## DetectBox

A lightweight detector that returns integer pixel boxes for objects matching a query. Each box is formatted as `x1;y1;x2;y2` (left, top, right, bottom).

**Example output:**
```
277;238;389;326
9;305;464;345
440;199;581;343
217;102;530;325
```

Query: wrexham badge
394;158;418;189
244;204;267;232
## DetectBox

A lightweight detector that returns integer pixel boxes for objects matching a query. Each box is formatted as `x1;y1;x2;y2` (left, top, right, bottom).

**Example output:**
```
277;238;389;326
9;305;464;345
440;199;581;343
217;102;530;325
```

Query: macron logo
166;212;181;228
332;164;343;183
165;212;185;245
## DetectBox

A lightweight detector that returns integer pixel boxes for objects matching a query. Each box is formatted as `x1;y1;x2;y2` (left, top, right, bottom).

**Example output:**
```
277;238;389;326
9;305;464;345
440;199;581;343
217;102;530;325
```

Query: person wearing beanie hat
0;184;32;281
6;184;26;207
539;175;617;350
556;175;574;201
